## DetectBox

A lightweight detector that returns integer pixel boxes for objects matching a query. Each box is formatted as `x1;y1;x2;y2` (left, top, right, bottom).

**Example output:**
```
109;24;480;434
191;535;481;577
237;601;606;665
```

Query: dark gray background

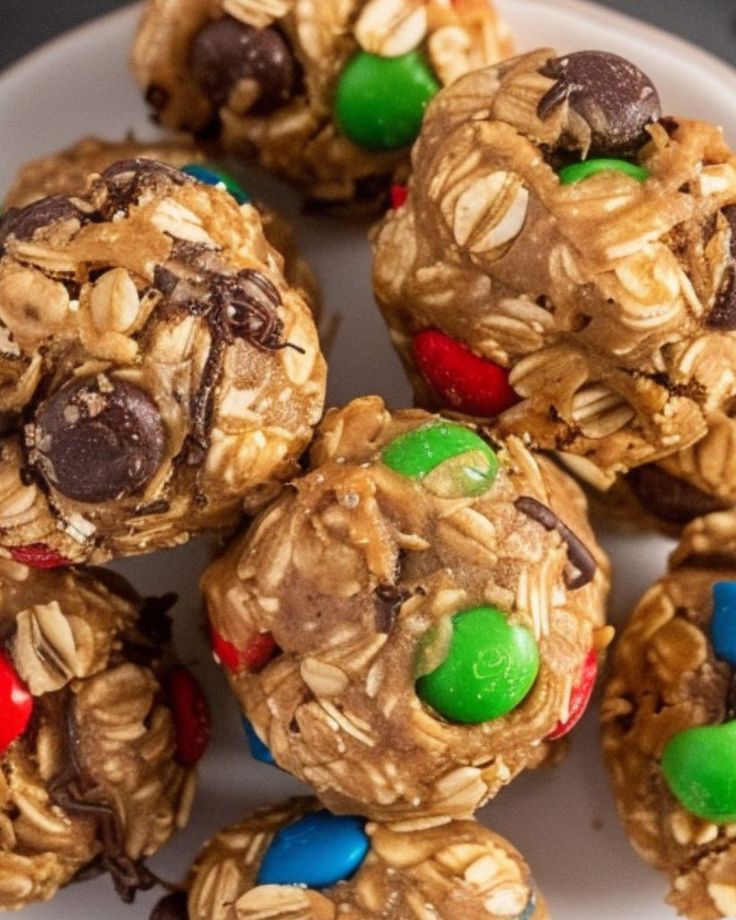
0;0;734;72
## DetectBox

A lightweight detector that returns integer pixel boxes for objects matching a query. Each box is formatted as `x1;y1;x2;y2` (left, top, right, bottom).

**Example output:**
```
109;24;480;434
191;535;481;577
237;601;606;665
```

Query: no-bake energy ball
602;512;736;920
0;555;207;910
151;797;548;920
202;396;610;822
2;136;319;304
373;48;736;500
0;157;325;565
132;0;513;206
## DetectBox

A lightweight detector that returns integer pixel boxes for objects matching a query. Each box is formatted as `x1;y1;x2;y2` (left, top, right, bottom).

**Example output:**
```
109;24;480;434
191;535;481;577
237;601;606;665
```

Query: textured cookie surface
0;556;201;910
602;512;736;919
132;0;513;205
203;395;610;821
0;156;325;564
373;49;736;509
153;797;548;920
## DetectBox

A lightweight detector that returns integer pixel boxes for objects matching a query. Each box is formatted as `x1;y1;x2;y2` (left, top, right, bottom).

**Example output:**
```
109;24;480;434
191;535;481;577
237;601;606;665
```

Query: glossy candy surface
165;666;211;767
711;581;736;665
0;651;33;754
242;717;275;765
546;648;598;740
416;606;539;723
382;420;498;498
662;721;736;823
412;329;518;418
559;158;650;185
256;811;370;888
335;51;439;151
182;163;251;204
9;544;70;569
211;627;279;674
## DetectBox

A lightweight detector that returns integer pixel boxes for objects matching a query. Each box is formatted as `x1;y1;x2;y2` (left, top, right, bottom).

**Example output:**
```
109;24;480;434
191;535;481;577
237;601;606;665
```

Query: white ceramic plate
2;2;736;917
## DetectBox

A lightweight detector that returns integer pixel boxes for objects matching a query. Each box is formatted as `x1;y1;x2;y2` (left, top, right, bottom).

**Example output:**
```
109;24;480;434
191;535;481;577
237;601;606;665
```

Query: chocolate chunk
627;463;727;525
99;158;189;215
30;376;166;504
145;83;170;114
190;15;298;115
707;205;736;329
538;51;661;157
150;892;189;920
514;496;597;589
373;584;410;633
0;195;83;250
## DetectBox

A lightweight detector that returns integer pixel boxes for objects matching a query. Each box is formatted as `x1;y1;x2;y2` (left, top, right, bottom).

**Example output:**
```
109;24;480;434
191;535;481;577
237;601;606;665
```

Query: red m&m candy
9;544;71;569
547;648;598;740
165;666;211;767
211;627;280;674
0;651;33;754
412;329;518;418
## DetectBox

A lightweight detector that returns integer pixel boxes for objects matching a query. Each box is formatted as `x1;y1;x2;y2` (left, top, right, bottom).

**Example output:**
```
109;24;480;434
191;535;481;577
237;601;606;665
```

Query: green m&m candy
559;158;650;185
335;50;440;151
662;721;736;823
183;163;251;204
381;421;499;498
416;606;539;723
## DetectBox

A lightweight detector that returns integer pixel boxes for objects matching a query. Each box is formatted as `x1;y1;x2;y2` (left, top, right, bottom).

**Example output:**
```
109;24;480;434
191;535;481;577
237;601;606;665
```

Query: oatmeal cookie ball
0;157;325;566
202;396;611;822
602;511;736;920
151;797;548;920
132;0;513;207
3;136;319;303
373;48;736;496
0;554;207;910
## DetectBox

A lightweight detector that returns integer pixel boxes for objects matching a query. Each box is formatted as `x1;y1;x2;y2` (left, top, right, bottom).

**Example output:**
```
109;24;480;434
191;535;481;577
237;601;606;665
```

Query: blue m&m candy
711;581;736;665
256;810;369;888
241;717;274;765
182;163;251;204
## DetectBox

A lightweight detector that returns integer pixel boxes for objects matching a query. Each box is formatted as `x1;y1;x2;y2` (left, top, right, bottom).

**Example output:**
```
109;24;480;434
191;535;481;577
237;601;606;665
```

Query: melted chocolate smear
373;584;410;633
49;695;159;904
538;51;661;157
514;496;597;589
0;196;84;251
707;205;736;329
30;376;166;503
626;463;727;525
99;159;190;217
150;891;189;920
190;15;298;115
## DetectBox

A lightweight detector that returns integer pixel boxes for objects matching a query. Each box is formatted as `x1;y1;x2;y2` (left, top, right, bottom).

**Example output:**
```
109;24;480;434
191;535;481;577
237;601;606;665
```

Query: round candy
390;184;409;209
546;648;598;740
711;581;736;665
559;158;650;185
538;50;661;156
335;50;440;151
9;544;70;569
211;627;279;674
412;329;518;418
416;606;539;724
382;420;498;498
0;650;33;755
662;721;736;823
256;811;370;888
182;163;251;204
242;717;275;765
165;666;211;768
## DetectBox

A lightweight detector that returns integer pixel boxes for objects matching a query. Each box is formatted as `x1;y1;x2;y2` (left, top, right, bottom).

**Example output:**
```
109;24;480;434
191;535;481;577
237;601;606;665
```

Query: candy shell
711;581;736;665
242;717;275;765
547;648;598;740
412;329;518;418
183;162;251;204
559;158;650;185
416;606;539;724
0;651;33;754
256;810;370;888
662;721;736;823
9;544;71;569
165;666;211;767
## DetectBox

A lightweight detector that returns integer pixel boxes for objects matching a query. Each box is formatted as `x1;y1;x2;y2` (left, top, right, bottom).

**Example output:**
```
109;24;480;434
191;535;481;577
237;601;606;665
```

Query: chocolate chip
145;83;170;114
538;51;661;157
373;584;410;633
99;158;189;215
150;892;188;920
0;196;83;250
30;377;166;503
190;15;298;115
514;496;597;589
707;205;736;329
626;463;727;525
